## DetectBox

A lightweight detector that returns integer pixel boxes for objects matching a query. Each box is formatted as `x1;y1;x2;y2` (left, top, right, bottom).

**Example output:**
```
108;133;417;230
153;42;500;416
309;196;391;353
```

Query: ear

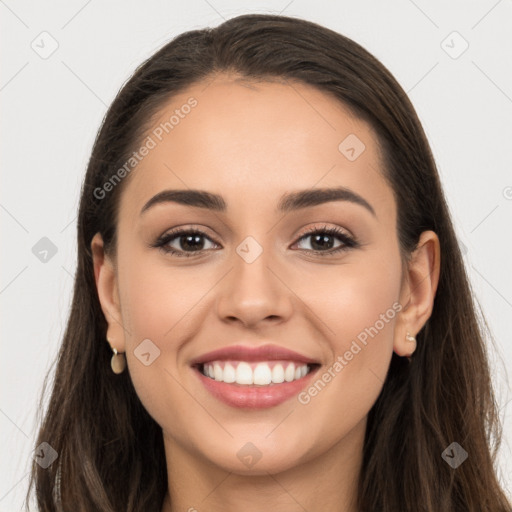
91;232;126;353
394;230;441;357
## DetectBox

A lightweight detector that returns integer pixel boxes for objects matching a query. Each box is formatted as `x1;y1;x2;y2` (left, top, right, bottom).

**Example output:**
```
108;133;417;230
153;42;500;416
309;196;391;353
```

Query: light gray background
1;1;511;509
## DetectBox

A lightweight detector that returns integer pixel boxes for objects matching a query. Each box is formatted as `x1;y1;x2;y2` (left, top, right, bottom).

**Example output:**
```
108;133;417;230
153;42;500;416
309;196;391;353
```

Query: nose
216;245;293;329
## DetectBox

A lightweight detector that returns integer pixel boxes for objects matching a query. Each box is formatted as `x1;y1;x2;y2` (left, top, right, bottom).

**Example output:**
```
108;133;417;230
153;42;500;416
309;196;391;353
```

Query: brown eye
153;229;218;257
294;225;358;255
151;224;358;258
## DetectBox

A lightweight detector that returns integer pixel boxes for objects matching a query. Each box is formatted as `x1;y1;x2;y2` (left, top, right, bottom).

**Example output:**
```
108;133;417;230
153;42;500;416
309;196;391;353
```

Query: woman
26;13;511;512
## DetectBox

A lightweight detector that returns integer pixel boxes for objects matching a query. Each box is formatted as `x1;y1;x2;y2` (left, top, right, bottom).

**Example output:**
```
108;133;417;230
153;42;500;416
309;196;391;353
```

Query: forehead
118;76;393;221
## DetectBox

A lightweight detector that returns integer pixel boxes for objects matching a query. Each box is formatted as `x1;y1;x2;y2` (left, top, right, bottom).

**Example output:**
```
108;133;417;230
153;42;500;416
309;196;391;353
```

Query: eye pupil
181;234;204;251
311;234;334;251
156;226;354;258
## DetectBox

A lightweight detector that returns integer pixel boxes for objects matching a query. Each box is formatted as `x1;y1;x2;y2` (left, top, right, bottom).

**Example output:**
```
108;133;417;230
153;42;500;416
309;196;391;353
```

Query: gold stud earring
108;338;126;374
405;331;416;363
405;332;416;343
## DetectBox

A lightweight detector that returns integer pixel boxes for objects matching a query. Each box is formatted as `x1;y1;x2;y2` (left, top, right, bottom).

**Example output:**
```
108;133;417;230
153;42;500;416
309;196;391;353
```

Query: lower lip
193;365;320;409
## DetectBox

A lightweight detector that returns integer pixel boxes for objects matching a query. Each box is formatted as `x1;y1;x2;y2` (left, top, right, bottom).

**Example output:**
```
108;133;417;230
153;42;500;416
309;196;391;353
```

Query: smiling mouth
194;360;321;386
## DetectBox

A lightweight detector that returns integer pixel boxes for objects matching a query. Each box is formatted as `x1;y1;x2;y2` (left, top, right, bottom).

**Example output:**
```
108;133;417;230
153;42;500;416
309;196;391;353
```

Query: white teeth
271;364;285;383
223;363;236;383
214;363;223;381
236;362;253;384
253;363;272;385
284;363;295;382
202;361;311;385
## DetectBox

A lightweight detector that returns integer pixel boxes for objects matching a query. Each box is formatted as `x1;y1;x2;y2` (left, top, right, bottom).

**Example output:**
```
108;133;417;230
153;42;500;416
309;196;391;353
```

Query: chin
197;436;310;476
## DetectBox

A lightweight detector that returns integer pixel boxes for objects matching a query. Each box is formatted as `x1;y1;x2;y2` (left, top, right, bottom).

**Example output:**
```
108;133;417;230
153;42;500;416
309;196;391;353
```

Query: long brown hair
25;14;511;511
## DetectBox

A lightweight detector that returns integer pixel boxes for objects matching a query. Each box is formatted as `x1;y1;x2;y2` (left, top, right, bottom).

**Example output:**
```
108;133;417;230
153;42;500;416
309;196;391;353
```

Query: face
95;75;412;475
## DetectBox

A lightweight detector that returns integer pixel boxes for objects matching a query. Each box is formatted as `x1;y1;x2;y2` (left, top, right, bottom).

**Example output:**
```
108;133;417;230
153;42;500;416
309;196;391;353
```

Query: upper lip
190;344;320;366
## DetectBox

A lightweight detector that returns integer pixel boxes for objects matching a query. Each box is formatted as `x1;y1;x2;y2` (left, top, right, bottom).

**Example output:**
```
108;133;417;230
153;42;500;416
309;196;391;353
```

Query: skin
92;74;440;512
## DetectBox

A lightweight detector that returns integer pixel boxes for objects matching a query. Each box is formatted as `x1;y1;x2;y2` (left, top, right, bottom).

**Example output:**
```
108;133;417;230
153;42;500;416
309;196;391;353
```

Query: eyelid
158;223;355;242
152;223;359;257
294;223;355;242
150;225;219;256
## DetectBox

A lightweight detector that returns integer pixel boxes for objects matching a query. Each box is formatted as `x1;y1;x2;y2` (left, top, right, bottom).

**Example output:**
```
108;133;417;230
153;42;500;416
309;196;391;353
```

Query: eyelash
151;225;359;258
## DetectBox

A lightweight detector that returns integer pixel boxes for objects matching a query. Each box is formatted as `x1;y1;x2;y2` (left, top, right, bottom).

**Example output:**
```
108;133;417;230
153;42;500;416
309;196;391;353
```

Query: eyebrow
140;187;376;218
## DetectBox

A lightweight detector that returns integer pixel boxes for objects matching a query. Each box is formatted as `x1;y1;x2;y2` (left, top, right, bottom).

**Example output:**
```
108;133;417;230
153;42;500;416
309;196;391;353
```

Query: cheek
114;247;218;424
115;233;402;445
297;246;402;417
117;245;209;342
303;249;402;358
